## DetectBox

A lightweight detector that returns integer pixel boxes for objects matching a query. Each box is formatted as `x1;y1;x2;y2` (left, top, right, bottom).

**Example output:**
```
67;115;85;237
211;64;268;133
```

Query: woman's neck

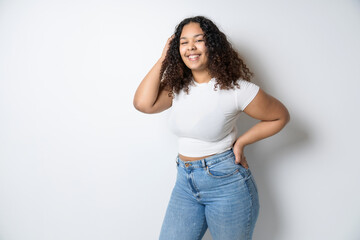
192;70;212;84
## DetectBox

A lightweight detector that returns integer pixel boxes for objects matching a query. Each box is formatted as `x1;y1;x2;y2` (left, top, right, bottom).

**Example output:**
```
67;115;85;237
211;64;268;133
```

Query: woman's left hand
233;142;249;169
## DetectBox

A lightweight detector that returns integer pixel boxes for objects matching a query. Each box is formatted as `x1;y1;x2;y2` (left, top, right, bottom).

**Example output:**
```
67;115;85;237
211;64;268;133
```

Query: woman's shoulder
219;78;259;93
235;78;258;86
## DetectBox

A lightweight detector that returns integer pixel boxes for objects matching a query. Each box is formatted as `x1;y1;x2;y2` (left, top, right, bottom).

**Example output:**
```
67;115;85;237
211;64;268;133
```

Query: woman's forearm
235;117;289;148
133;57;164;111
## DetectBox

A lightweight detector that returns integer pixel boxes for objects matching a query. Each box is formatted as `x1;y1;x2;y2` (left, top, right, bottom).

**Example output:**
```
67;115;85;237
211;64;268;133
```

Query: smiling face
179;22;209;73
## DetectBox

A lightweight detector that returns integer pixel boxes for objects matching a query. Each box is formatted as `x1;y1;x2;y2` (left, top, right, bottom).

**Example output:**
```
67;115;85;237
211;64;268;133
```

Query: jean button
185;163;191;167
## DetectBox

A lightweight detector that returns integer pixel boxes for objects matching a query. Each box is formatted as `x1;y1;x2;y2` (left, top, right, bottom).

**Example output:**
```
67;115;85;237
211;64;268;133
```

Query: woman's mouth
187;54;200;61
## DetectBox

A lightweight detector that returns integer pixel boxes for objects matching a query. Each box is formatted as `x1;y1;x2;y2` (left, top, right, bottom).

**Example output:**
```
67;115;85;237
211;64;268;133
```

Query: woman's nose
188;43;196;50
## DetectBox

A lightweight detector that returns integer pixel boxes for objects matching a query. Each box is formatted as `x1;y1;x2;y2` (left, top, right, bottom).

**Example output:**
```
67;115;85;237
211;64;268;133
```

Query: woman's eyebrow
180;34;204;40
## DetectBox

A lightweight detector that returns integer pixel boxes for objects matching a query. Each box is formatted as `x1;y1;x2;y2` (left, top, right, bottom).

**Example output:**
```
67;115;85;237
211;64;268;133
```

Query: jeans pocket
206;157;240;178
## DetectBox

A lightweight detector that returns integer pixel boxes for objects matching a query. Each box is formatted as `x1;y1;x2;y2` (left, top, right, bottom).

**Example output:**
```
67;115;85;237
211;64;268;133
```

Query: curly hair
160;16;253;97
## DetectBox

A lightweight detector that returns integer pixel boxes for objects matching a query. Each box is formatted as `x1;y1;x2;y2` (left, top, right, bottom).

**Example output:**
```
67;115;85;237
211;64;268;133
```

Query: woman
133;16;289;240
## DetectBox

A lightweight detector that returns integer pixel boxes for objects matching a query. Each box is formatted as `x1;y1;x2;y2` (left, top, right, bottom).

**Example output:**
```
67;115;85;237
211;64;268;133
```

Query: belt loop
202;159;207;168
175;156;179;166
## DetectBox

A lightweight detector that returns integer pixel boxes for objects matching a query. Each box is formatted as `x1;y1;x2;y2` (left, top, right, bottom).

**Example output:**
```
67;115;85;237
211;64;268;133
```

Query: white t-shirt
168;78;260;157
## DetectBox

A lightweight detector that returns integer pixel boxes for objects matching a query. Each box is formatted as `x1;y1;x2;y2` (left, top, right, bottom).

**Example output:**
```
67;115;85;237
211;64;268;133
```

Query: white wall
1;0;359;239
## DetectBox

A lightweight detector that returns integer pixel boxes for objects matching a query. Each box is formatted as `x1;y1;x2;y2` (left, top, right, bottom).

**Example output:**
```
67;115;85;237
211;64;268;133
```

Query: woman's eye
180;42;188;45
196;40;204;42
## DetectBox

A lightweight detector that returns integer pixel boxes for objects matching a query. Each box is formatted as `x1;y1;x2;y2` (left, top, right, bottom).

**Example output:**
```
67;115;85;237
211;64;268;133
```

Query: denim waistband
176;148;234;169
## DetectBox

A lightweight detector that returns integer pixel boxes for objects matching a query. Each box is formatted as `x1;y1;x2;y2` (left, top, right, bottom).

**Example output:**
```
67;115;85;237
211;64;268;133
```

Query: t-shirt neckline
192;78;215;86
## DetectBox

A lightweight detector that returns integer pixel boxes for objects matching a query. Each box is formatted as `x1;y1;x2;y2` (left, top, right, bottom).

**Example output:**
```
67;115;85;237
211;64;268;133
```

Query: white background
1;0;359;239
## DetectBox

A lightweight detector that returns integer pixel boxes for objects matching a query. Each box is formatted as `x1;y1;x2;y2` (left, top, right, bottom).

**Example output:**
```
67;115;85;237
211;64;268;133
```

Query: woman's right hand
160;35;175;60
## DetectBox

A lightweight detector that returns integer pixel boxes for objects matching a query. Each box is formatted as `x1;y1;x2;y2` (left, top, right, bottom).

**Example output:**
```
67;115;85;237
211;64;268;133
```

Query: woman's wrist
234;137;248;149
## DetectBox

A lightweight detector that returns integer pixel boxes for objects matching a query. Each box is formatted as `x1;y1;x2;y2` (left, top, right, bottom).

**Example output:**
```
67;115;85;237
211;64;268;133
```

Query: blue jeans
159;148;259;240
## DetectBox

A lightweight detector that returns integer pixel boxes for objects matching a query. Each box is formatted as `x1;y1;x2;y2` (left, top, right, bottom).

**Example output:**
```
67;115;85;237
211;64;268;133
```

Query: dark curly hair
160;16;253;97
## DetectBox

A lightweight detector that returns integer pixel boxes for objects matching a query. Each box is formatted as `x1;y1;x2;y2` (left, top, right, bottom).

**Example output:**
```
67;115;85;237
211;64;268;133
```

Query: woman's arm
233;89;290;167
133;36;173;114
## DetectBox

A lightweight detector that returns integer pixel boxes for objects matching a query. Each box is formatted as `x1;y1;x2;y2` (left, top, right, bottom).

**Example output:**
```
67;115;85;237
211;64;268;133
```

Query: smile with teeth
188;54;200;61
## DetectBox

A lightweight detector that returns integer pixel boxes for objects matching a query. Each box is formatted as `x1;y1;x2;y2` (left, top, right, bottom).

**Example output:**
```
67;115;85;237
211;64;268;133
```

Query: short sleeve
235;80;260;111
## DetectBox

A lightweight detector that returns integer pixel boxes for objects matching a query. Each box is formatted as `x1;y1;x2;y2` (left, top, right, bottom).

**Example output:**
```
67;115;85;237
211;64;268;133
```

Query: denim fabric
159;148;259;240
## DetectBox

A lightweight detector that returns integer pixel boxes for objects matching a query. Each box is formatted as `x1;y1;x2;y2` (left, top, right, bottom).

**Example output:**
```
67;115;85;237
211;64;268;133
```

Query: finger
242;159;249;169
240;161;247;169
234;151;241;164
168;34;175;42
234;154;240;164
